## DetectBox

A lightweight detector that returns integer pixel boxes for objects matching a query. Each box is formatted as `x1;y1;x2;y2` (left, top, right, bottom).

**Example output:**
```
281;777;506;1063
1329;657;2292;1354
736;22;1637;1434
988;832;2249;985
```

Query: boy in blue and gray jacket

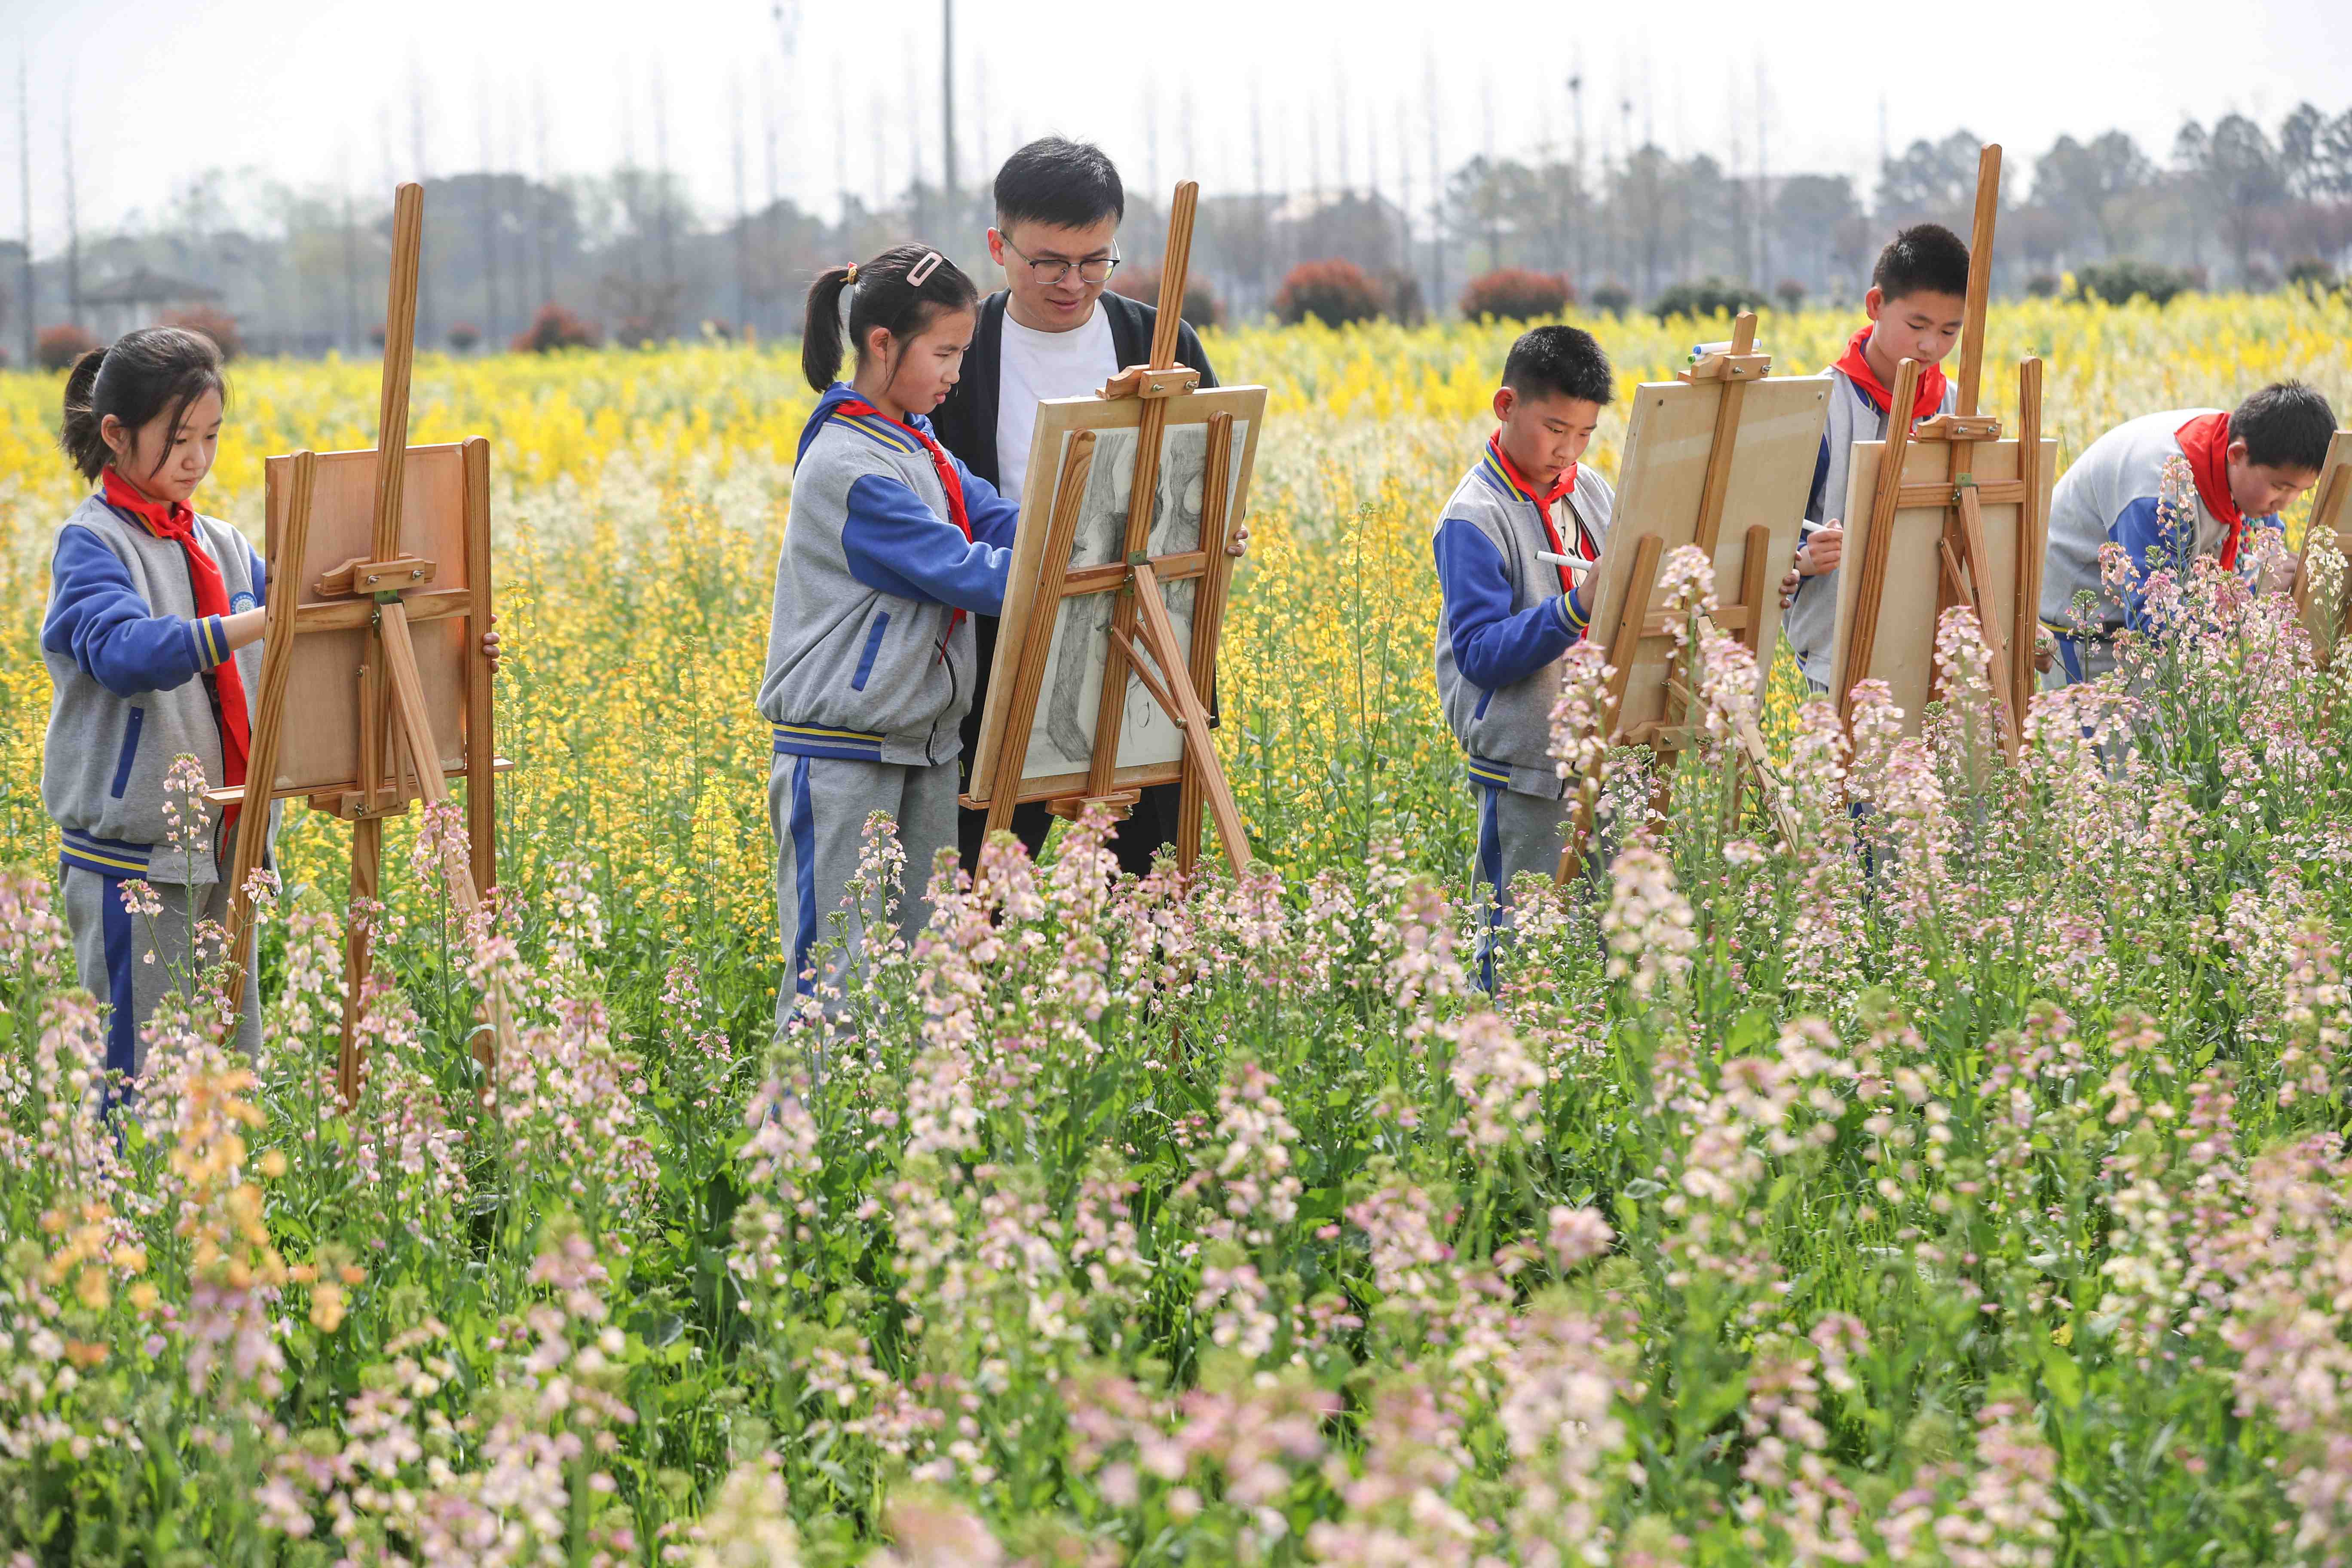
760;245;1020;1026
1433;326;1615;984
2040;382;2335;683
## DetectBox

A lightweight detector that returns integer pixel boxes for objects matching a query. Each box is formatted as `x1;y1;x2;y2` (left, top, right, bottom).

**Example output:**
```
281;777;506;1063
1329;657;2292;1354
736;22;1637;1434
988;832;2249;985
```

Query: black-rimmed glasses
999;236;1121;286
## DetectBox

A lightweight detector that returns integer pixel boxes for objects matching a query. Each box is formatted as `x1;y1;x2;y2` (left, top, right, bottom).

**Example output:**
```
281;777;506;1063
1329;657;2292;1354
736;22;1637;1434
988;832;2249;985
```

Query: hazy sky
7;0;2350;245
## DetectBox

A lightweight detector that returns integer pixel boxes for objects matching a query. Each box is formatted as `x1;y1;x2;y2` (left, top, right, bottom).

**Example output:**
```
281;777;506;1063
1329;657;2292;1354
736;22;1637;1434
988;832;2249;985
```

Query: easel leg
340;817;379;1107
378;598;516;1076
1128;564;1250;875
979;433;1096;845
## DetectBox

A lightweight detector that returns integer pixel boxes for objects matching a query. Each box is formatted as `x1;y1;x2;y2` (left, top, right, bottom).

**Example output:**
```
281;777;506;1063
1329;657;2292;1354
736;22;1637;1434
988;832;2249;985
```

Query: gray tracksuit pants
769;754;960;1030
1471;782;1578;989
63;867;261;1084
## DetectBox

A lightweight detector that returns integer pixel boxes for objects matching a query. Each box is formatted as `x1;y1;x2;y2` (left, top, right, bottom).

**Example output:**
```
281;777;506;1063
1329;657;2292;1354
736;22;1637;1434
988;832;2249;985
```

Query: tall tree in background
2031;130;2152;259
2177;113;2285;282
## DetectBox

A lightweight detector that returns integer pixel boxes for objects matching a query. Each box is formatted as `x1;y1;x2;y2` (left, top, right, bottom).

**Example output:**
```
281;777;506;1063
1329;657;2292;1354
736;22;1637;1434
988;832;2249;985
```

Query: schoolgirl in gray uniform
40;328;267;1078
759;245;1022;1025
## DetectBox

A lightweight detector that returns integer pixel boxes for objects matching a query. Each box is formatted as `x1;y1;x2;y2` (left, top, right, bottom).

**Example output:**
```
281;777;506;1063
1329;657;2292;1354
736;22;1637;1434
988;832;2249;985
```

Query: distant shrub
1650;276;1765;324
161;306;242;362
1773;279;1808;312
1272;259;1384;328
1384;270;1428;326
2025;273;2061;298
616;317;661;350
369;322;387;348
1458;268;1574;323
36;323;101;372
2073;259;2194;308
1110;265;1224;330
1588;281;1634;318
511;303;602;354
2286;256;2339;294
447;322;481;352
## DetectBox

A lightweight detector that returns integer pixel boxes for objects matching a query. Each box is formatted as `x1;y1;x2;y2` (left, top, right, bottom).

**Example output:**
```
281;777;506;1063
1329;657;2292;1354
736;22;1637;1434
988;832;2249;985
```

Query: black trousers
957;612;1188;879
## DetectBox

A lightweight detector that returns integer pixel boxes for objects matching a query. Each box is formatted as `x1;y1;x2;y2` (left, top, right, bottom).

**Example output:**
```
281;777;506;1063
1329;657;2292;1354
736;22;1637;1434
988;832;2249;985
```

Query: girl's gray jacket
41;492;266;885
757;384;1023;768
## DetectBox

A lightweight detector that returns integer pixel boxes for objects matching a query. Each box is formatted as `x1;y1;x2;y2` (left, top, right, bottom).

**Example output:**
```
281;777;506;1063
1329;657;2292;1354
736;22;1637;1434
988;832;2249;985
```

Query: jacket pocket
1473;688;1494;721
851;612;890;692
109;707;145;798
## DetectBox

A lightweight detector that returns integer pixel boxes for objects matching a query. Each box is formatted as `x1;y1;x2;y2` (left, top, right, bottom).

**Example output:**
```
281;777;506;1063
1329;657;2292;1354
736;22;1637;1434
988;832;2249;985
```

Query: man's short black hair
1502;325;1613;405
994;137;1124;232
1872;223;1971;302
2233;381;2337;473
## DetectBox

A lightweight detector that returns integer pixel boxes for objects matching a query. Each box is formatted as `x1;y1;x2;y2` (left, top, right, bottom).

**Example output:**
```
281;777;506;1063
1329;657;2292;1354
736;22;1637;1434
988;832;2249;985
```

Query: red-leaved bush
1458;269;1575;322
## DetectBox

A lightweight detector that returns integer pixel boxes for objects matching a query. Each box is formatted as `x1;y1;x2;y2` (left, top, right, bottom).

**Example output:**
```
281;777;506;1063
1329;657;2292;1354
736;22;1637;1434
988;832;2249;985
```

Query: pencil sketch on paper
1030;421;1227;777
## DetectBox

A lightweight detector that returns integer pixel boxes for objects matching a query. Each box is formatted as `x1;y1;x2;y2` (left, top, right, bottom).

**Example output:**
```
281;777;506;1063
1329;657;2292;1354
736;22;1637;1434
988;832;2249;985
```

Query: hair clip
907;251;943;287
844;262;859;285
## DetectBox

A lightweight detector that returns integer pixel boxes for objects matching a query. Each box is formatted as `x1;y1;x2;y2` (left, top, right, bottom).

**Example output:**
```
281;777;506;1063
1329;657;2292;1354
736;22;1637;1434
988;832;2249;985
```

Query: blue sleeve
953;456;1023;549
40;525;221;697
1804;433;1832;525
841;472;1012;615
1434;518;1578;690
250;541;269;607
2107;494;2188;633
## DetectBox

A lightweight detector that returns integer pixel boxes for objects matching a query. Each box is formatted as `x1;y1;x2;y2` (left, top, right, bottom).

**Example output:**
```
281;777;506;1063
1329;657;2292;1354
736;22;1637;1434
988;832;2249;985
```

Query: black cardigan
931;288;1217;493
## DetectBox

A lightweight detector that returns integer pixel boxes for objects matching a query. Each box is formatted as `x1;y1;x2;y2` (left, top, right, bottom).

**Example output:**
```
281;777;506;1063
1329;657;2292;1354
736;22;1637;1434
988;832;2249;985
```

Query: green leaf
2041;1344;2084;1410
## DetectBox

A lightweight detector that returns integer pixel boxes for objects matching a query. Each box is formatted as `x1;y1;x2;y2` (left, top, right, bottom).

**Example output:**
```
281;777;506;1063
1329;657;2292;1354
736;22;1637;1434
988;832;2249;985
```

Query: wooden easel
1835;144;2049;754
2290;431;2352;664
965;180;1252;878
1556;312;1815;880
216;182;515;1105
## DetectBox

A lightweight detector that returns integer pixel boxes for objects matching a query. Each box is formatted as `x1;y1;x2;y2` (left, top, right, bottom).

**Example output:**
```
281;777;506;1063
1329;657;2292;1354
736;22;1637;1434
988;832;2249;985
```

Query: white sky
6;0;2350;245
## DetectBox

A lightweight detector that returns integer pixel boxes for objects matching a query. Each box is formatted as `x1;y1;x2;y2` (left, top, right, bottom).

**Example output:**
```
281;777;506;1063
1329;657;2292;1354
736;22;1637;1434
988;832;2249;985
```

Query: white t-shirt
996;302;1119;503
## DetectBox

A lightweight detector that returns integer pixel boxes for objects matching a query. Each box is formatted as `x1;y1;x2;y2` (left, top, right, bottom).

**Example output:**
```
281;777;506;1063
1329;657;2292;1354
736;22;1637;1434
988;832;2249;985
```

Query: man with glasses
935;135;1225;879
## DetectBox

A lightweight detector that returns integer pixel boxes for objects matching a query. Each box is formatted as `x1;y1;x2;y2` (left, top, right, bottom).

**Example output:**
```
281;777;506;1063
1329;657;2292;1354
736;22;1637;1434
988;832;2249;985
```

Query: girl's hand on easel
481;614;502;676
1779;567;1802;609
1226;524;1251;559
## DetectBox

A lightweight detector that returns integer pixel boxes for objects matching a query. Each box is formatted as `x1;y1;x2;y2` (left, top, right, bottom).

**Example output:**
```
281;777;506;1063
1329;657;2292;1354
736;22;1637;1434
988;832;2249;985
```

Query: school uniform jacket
1431;448;1614;800
758;382;1022;769
2040;408;2284;639
1781;361;1960;680
40;492;267;885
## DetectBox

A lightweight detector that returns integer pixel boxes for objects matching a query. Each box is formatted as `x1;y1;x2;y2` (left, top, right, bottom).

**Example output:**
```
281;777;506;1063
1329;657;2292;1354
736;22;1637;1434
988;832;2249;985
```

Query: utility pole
940;0;956;205
533;78;554;308
61;75;79;330
1755;62;1770;289
478;76;498;346
1568;66;1586;284
17;54;33;369
732;73;749;333
340;149;360;351
1424;52;1444;312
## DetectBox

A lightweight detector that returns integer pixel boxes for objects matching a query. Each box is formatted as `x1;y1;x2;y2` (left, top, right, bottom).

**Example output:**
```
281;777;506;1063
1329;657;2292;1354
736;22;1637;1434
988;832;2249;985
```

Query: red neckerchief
833;395;975;640
1487;435;1585;597
1835;327;1948;422
101;469;250;832
2175;412;2247;570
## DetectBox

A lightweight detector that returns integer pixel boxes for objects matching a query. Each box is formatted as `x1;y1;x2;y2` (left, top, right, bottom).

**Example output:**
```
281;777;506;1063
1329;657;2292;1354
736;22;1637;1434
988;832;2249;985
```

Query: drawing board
965;385;1266;805
2295;430;2352;655
1830;435;2057;731
256;442;489;799
1575;374;1831;741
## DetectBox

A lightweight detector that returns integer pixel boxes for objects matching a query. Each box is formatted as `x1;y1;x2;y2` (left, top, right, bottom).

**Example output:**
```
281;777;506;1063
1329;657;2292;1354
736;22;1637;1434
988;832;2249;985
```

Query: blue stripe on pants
790;755;818;996
99;873;135;1080
1477;783;1503;992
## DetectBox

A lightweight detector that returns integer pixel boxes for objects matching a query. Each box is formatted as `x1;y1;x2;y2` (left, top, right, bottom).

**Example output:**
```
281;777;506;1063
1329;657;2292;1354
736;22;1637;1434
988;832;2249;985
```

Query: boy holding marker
2041;383;2337;682
1431;325;1615;986
1779;224;1969;692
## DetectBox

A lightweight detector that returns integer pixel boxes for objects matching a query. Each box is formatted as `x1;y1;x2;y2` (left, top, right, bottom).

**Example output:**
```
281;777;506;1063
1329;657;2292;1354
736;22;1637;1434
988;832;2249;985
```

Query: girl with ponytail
756;243;1023;1029
40;327;493;1086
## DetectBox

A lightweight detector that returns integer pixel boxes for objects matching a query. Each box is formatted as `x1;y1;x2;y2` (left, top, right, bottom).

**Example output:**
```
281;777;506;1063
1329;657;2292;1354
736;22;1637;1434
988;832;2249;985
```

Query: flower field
2;293;2352;1564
